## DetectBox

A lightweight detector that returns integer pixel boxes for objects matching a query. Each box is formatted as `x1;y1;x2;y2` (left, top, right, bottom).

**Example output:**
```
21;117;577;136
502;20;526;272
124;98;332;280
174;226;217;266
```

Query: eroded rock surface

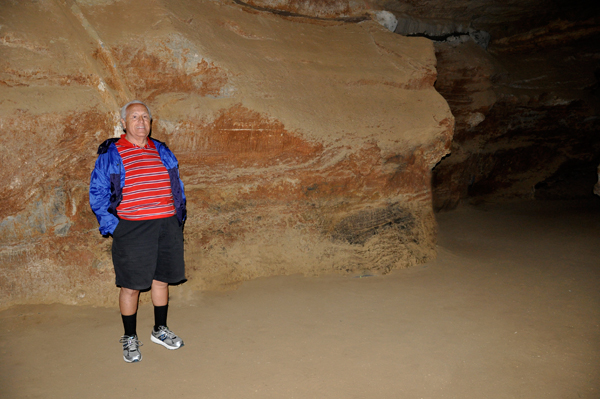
232;0;600;207
0;0;452;308
432;19;600;209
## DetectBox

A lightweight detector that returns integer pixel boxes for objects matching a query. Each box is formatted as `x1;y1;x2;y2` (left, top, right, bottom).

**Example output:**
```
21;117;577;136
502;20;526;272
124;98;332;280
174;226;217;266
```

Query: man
89;100;187;363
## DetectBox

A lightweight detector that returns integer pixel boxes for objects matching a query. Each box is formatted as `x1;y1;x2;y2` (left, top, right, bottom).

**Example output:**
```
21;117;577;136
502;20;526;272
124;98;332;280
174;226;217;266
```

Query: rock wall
432;20;600;209
595;164;600;197
238;0;600;209
0;0;452;309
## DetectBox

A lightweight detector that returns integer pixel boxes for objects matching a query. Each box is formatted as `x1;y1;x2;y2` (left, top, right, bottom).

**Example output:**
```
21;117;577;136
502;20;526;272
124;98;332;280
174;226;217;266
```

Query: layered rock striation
226;0;600;207
0;0;452;308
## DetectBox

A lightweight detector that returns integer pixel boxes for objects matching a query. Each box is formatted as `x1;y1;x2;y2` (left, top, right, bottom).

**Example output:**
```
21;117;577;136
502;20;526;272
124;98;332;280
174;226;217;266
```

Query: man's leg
119;287;142;363
151;279;169;330
119;287;140;337
151;279;168;306
150;279;184;350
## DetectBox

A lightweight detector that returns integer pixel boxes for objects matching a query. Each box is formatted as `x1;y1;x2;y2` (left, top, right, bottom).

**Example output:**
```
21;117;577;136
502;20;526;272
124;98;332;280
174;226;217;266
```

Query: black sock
154;304;168;331
122;313;137;337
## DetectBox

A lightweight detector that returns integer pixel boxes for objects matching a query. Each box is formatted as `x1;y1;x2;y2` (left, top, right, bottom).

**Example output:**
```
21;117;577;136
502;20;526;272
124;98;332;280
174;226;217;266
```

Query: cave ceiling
375;0;598;39
241;0;599;38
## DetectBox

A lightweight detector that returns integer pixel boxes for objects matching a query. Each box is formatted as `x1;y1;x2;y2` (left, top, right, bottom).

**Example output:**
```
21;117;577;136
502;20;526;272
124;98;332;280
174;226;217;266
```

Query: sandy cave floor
1;200;599;399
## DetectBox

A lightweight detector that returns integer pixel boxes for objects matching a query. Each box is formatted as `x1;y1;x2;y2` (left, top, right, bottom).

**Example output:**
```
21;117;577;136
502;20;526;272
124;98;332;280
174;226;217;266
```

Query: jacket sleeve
89;152;119;235
155;140;187;223
174;161;187;222
168;152;187;224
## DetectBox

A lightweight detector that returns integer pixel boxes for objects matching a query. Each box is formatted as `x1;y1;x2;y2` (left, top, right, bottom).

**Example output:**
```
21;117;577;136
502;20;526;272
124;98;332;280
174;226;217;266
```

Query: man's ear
121;119;126;130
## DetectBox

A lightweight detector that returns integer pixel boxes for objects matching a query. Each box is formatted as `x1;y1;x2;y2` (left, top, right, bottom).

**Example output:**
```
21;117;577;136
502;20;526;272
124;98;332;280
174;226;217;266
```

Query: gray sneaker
151;326;184;350
119;335;142;363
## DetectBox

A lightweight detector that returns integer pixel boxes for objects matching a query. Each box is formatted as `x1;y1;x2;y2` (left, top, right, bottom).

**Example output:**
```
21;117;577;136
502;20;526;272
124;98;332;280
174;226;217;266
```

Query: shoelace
157;327;176;340
119;336;143;351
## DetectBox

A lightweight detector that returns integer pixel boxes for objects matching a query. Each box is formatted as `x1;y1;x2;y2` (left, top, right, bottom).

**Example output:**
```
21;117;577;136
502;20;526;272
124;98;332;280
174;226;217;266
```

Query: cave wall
432;19;600;209
0;0;452;309
216;0;600;207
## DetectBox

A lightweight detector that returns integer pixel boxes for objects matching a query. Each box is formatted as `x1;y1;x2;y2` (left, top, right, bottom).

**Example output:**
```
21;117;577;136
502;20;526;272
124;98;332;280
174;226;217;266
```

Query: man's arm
89;151;119;236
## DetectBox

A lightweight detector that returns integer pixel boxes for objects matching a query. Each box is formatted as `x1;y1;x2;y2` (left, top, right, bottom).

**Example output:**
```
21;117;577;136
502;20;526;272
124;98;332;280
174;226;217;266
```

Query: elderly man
90;100;187;363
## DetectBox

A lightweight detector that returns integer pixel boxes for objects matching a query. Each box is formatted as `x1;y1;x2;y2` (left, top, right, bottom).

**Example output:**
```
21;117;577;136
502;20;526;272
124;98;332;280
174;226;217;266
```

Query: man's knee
152;279;168;289
120;287;140;297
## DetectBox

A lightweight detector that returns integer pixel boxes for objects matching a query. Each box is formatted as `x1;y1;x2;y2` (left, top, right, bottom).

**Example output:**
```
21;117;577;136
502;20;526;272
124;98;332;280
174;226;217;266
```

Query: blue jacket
89;137;186;236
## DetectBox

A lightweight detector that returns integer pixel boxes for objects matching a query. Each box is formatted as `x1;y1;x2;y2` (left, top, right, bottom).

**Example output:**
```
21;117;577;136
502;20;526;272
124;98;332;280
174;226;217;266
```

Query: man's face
122;103;151;145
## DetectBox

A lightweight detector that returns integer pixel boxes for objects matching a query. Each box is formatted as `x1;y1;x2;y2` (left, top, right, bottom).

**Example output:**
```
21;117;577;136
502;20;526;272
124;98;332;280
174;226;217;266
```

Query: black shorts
111;215;186;290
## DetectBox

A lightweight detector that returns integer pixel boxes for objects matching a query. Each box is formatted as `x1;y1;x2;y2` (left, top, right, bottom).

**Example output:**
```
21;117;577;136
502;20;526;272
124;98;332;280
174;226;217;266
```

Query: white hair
120;100;152;121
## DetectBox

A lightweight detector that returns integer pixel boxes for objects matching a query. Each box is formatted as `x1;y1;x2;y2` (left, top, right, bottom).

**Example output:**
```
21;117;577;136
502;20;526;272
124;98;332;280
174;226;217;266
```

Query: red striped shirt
115;136;176;221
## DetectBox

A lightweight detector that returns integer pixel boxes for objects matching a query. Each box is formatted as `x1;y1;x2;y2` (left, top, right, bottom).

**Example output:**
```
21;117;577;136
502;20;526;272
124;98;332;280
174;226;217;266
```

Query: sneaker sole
151;334;184;350
123;355;142;363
